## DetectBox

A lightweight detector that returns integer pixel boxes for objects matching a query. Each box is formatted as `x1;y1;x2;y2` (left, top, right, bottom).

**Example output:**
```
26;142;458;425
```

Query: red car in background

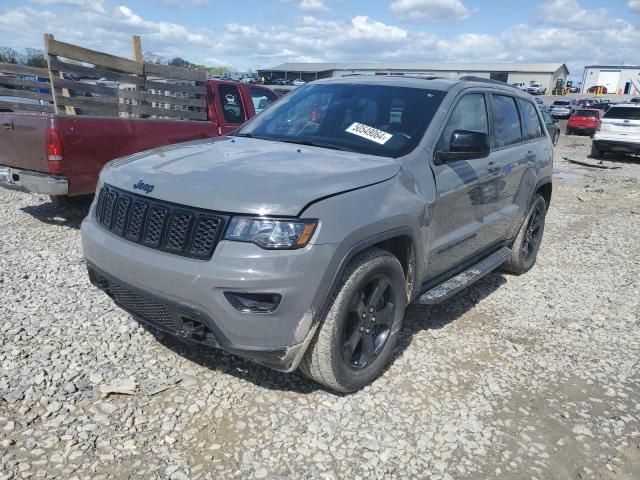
566;109;602;136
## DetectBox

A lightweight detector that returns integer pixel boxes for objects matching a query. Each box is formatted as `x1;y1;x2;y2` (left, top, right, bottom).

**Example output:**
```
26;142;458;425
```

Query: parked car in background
292;79;306;86
526;83;546;95
0;81;279;200
566;81;580;93
577;99;595;108
590;102;613;113
542;110;560;145
81;76;553;392
566;109;601;136
587;85;608;94
592;103;640;158
549;99;577;118
512;82;527;91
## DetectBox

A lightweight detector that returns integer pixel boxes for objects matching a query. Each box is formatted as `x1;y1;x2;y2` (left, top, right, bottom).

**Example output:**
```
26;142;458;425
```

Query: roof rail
458;76;515;88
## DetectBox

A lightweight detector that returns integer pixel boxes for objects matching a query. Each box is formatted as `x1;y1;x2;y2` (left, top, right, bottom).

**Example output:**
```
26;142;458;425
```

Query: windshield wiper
278;137;357;153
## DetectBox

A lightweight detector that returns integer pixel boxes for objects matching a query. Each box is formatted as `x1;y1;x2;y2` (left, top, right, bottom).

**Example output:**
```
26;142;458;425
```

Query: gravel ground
1;133;639;480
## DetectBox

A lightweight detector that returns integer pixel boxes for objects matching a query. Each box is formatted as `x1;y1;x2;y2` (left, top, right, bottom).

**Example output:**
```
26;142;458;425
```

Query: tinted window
553;101;570;106
574;110;599;117
250;87;277;114
603;107;640;120
218;84;245;123
438;93;488;152
236;83;446;158
491;95;522;147
518;99;543;140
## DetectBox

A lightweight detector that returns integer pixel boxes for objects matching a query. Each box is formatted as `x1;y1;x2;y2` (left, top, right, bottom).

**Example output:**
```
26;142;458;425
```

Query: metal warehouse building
258;62;569;92
581;65;640;95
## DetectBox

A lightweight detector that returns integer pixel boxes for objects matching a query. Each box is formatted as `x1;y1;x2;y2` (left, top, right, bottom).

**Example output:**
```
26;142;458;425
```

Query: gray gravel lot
1;134;639;479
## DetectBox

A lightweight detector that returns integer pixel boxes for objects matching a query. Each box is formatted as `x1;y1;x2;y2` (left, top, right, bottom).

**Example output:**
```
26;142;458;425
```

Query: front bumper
568;125;597;135
81;213;337;372
0;165;68;195
592;137;640;154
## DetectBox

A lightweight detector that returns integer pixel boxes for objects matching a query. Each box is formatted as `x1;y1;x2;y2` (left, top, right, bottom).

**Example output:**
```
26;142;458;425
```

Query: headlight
224;217;317;249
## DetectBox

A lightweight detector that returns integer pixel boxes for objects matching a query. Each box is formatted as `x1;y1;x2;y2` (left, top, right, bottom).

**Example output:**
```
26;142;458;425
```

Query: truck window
518;99;543;140
438;93;488;152
218;84;245;123
250;87;277;114
491;95;523;148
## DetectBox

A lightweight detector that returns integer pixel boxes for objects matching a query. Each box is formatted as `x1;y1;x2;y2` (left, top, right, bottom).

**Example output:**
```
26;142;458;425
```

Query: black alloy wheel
341;274;396;369
522;204;543;260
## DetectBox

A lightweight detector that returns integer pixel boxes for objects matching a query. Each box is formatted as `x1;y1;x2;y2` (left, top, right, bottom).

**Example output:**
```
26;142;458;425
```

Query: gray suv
81;76;553;392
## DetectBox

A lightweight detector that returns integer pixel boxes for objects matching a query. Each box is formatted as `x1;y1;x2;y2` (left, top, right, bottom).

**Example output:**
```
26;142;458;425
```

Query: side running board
418;247;511;305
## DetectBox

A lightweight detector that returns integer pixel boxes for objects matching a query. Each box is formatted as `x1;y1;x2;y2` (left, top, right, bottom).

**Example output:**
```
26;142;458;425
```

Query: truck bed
0;113;218;196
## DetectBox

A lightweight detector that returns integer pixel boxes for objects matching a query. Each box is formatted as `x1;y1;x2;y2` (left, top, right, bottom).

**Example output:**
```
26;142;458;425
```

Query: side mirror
436;130;490;163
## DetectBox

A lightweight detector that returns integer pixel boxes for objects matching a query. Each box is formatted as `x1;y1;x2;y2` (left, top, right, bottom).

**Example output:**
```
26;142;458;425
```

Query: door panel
429;92;502;278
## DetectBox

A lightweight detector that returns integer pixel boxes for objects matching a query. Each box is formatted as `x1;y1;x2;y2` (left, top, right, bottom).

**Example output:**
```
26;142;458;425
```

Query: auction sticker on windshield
346;122;393;145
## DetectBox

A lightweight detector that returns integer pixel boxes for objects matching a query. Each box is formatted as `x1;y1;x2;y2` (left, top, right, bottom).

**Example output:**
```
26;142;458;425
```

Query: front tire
590;143;603;159
300;247;407;393
503;195;547;275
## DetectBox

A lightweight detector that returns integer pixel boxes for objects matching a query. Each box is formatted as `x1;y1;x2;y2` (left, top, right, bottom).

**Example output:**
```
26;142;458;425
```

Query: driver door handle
525;151;536;160
3;121;13;131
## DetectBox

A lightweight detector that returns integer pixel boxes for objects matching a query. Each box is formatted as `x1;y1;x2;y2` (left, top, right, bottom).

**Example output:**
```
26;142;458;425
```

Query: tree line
0;46;232;76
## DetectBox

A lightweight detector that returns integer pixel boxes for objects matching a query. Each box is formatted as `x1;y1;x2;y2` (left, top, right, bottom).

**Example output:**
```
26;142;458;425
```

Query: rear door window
518;99;543;140
575;110;599;117
218;84;245;123
250;87;278;114
491;95;523;148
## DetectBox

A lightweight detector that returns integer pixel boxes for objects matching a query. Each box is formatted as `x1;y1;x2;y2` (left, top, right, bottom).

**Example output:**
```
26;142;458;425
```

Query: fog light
224;292;281;313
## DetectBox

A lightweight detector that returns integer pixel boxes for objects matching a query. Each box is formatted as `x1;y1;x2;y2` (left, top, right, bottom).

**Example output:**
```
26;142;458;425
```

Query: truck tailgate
0;113;49;172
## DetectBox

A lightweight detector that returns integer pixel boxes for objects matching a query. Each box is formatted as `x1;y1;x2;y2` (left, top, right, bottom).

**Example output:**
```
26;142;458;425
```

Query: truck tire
590;143;603;159
503;195;547;275
300;247;407;393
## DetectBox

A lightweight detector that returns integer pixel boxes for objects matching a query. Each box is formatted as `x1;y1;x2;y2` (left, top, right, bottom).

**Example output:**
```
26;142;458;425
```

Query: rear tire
300;247;407;393
503;195;547;275
50;194;93;210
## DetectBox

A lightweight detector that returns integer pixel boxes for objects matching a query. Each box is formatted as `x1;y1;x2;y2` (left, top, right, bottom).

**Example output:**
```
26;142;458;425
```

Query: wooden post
44;33;76;115
129;35;144;118
43;33;60;114
132;35;143;63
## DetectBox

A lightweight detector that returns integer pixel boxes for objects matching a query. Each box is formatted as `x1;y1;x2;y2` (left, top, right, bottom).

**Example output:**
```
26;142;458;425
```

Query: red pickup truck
0;80;277;199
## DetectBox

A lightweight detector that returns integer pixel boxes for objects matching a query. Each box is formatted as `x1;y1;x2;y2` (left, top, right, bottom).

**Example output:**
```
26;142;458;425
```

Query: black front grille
95;184;227;260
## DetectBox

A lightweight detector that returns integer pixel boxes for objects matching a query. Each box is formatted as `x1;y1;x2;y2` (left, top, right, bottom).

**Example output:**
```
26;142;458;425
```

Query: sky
0;0;638;80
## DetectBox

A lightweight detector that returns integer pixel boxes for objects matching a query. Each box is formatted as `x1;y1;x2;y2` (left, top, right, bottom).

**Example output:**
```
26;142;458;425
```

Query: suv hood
102;137;400;216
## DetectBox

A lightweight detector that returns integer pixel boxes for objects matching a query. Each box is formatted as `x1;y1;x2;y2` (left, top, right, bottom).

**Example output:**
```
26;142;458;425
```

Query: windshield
604;107;640;120
235;83;447;158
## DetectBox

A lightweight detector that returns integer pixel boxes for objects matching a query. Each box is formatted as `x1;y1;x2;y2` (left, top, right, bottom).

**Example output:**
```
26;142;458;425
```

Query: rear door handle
2;121;13;131
525;151;536;160
487;161;501;173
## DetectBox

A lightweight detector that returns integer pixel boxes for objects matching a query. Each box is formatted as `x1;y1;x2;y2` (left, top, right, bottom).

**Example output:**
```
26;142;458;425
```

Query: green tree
24;48;47;68
0;46;21;64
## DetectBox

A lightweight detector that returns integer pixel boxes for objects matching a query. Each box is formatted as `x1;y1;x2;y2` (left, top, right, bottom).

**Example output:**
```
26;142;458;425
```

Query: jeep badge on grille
133;180;154;194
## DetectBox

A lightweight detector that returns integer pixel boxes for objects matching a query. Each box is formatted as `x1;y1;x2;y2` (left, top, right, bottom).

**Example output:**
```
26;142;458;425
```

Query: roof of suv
312;74;526;95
